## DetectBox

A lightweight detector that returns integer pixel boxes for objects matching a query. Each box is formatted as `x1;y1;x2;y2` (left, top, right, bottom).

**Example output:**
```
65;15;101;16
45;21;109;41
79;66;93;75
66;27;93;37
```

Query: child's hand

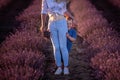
66;33;76;42
66;33;70;38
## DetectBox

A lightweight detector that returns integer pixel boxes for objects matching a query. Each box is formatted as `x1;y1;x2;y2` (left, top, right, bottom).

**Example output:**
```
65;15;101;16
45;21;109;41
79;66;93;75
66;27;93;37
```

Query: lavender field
0;0;120;80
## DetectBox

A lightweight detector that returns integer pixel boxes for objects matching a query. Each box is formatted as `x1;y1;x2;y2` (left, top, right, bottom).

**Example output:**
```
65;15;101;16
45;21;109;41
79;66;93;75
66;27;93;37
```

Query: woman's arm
40;14;47;32
40;0;48;32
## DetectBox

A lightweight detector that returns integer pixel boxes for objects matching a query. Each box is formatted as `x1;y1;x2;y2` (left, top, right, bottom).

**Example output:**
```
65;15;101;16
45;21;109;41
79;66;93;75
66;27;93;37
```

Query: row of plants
0;0;50;80
0;0;12;9
70;0;120;80
108;0;120;8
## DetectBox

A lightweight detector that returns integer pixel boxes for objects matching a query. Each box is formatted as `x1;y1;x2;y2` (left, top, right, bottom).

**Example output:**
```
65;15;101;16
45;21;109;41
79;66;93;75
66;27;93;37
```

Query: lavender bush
70;0;120;80
0;0;49;79
0;49;45;80
0;0;12;8
109;0;120;8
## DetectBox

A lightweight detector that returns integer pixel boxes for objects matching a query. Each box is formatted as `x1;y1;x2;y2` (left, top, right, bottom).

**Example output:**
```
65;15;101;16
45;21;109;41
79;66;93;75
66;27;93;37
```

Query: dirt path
43;36;95;80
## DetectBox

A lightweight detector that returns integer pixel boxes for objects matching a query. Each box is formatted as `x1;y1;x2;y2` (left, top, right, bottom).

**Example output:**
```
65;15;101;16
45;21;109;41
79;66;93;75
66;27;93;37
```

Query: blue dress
67;28;77;52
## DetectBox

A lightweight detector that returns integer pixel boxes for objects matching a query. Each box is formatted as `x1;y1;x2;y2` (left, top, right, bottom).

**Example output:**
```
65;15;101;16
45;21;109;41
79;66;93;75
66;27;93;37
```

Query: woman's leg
49;21;62;67
56;19;69;67
57;19;70;75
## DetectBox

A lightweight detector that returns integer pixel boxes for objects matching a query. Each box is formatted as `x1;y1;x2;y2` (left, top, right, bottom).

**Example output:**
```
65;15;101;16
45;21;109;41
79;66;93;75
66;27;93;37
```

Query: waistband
49;13;65;21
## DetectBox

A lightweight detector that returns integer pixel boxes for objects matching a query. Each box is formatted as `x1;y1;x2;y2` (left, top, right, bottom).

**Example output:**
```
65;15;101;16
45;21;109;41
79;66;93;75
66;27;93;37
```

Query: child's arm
66;33;76;42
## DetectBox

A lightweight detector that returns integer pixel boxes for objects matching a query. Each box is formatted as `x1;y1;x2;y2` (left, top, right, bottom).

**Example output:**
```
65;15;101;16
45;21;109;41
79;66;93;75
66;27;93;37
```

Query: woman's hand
40;25;46;32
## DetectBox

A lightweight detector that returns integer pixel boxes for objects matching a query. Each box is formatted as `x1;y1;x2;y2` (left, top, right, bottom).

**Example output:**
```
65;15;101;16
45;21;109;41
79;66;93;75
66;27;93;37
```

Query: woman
40;0;74;75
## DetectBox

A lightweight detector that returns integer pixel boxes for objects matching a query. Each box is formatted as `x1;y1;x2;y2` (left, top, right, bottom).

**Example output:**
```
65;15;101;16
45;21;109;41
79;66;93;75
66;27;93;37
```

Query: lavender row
70;0;120;80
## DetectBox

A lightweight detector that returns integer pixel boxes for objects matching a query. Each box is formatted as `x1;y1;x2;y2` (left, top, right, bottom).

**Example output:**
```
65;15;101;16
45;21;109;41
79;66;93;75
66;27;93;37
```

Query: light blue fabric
48;18;69;67
41;0;67;16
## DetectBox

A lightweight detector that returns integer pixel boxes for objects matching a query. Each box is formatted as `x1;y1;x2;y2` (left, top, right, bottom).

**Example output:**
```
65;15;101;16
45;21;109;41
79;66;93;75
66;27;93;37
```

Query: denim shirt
67;28;77;52
41;0;67;16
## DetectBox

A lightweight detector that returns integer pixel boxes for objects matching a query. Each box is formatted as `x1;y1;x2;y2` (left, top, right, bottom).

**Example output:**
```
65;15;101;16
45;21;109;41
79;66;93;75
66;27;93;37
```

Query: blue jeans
48;18;69;67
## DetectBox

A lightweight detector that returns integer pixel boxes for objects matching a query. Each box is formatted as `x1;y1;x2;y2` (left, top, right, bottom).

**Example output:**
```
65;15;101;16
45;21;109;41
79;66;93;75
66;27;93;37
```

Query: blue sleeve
71;29;77;39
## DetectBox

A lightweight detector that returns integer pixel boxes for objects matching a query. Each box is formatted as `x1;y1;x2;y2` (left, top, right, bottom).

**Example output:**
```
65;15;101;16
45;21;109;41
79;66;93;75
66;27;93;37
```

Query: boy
66;18;77;53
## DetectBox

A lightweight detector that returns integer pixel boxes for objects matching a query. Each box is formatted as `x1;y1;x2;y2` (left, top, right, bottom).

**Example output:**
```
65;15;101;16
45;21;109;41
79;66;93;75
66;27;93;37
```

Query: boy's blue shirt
67;28;77;52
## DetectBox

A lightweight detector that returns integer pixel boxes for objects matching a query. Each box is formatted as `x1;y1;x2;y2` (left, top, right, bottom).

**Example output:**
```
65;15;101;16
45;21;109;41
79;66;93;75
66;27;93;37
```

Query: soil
42;36;95;80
